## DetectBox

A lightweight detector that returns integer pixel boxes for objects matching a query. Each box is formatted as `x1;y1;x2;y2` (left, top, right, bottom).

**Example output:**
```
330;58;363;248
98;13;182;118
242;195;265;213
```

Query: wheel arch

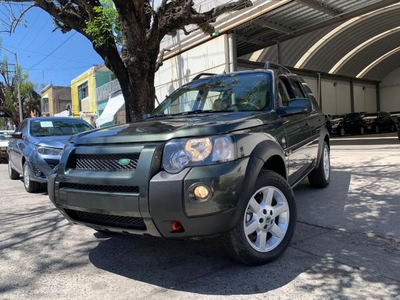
233;140;288;226
251;140;287;179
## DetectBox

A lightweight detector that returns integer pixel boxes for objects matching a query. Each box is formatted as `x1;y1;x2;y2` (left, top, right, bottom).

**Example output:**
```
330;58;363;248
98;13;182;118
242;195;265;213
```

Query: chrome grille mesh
74;153;139;171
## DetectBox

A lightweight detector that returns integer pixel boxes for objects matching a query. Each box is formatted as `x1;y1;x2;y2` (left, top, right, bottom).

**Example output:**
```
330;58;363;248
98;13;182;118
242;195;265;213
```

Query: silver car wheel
244;186;290;253
323;145;330;180
24;163;31;189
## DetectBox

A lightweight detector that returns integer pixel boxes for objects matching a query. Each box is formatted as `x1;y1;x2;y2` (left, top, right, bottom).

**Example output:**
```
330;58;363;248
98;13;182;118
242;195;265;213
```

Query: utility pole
0;46;23;122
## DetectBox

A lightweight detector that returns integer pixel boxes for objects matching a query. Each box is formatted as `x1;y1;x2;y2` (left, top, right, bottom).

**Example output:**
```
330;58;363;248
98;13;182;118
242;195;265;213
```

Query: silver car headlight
36;146;63;156
162;135;236;173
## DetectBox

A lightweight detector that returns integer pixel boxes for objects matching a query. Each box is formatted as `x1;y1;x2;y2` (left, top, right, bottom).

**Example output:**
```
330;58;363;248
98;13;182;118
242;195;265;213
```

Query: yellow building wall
70;67;97;118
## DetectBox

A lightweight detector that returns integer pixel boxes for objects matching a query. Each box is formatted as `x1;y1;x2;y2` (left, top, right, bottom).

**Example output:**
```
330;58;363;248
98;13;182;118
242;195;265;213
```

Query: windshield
30;119;93;137
151;72;272;116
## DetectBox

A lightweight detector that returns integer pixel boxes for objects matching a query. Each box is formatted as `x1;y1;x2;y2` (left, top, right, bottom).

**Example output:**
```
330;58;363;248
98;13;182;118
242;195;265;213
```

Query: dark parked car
7;117;93;193
396;115;400;140
362;111;396;134
48;64;330;265
331;112;367;136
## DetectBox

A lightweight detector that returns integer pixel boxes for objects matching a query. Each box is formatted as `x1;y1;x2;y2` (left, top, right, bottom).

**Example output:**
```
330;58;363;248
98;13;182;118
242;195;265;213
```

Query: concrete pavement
0;134;399;299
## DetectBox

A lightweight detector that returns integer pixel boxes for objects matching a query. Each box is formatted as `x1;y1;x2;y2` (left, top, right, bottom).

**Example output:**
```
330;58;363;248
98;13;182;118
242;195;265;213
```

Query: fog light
194;185;210;201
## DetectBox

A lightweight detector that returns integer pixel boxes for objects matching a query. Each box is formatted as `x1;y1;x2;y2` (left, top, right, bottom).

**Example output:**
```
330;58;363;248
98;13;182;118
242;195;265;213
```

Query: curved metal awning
234;0;400;81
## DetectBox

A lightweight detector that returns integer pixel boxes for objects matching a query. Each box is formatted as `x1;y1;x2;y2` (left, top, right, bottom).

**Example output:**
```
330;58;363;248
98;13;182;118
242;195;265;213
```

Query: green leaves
84;1;119;47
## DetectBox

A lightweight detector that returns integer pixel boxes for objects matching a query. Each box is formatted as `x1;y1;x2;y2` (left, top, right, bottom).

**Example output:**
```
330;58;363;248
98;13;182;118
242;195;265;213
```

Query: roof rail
191;73;217;81
263;61;291;73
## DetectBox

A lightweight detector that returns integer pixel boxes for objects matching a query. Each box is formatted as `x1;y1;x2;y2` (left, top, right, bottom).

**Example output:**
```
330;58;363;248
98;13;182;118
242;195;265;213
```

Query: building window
41;97;49;113
78;82;88;101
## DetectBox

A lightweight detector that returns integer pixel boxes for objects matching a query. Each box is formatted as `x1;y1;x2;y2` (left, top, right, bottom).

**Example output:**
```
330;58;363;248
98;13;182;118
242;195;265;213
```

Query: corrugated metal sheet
364;51;400;80
235;0;400;80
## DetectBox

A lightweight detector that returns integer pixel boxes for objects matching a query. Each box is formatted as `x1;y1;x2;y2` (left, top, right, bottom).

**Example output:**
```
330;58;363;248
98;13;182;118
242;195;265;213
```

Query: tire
339;127;345;136
223;170;297;265
360;126;365;135
23;162;40;193
390;124;395;132
8;162;19;180
374;126;379;134
308;141;330;188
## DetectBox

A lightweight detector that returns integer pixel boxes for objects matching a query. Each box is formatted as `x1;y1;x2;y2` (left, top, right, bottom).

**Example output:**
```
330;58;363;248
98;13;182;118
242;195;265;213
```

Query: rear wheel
308;141;330;188
8;162;19;180
223;170;296;265
23;162;40;193
374;125;379;134
339;127;345;136
360;126;365;135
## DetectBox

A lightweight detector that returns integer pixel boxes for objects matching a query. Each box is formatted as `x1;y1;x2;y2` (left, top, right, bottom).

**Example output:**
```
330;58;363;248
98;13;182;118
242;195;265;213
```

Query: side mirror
11;132;23;139
277;98;312;116
287;98;312;112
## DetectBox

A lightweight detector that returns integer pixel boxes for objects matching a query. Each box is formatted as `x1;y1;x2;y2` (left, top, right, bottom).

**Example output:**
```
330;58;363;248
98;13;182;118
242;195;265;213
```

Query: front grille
65;209;146;230
72;153;140;171
60;182;139;193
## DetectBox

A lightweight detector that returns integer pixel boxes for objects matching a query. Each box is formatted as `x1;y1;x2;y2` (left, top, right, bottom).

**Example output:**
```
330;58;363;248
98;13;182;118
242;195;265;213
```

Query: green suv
48;63;330;265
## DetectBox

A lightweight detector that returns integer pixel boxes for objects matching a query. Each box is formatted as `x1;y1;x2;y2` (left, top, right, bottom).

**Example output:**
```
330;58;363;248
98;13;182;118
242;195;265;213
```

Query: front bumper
27;151;60;183
48;151;261;239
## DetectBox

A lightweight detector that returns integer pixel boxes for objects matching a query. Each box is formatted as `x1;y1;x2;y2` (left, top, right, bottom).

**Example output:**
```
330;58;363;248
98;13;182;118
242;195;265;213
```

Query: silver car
7;117;93;193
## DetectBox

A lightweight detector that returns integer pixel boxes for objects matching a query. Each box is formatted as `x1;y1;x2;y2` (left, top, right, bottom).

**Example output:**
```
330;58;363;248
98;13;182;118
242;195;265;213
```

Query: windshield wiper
174;109;224;115
147;113;168;118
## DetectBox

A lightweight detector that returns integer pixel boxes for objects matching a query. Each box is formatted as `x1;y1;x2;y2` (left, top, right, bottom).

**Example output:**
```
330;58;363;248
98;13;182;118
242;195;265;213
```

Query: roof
234;0;400;81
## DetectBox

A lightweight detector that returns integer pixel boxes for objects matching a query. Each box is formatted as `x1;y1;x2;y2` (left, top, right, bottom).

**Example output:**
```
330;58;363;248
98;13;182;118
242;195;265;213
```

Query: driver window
278;79;290;107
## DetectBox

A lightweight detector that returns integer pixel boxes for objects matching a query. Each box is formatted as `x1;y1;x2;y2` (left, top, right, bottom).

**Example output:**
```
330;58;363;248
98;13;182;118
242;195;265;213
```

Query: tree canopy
0;54;40;126
1;0;252;123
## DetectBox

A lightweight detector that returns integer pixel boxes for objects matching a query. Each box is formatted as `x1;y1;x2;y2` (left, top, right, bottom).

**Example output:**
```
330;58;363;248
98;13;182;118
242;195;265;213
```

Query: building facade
40;85;72;117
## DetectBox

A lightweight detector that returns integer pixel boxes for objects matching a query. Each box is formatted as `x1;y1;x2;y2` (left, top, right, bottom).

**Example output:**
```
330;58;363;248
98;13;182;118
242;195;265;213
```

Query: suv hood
72;112;275;145
31;135;72;149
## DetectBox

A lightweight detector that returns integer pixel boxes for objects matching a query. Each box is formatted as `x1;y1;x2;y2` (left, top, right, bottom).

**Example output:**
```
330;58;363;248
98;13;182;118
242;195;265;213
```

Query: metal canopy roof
235;0;400;81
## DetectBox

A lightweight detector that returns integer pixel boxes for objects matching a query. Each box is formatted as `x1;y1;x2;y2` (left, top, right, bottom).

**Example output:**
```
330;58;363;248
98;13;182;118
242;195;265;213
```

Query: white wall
155;35;229;105
354;83;377;113
380;67;400;112
320;80;351;115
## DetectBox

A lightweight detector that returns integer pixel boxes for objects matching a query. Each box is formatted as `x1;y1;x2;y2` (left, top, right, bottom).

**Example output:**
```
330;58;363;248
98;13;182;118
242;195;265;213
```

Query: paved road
1;135;399;300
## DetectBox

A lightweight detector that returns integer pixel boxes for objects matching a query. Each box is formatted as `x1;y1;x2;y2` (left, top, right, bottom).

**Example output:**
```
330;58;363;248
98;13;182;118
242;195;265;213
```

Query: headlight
37;146;63;156
162;135;236;173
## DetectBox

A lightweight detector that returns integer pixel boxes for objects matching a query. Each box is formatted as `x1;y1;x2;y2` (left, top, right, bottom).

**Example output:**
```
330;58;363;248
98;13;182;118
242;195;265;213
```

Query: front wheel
360;126;365;135
23;162;40;193
223;170;297;265
339;127;346;136
8;162;19;180
308;141;330;188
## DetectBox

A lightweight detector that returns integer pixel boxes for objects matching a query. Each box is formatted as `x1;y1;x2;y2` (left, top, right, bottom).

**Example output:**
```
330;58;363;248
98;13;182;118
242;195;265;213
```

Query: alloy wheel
244;186;290;252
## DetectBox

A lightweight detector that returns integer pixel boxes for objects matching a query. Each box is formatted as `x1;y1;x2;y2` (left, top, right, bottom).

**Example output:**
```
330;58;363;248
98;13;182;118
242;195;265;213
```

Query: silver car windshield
30;120;93;137
151;72;272;117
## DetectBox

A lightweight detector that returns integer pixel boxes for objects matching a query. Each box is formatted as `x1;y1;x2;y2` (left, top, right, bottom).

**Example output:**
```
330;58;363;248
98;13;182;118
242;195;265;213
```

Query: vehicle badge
118;158;131;166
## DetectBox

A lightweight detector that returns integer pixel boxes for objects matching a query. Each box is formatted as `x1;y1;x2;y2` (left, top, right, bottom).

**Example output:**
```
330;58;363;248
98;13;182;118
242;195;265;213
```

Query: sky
1;5;103;90
0;0;215;91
